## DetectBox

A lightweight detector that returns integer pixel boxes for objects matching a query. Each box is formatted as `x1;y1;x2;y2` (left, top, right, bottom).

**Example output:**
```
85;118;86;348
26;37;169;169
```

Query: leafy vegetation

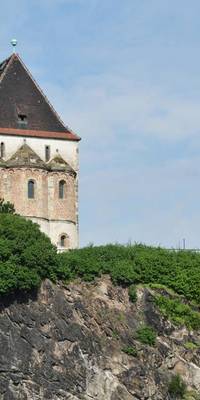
0;212;57;295
122;346;138;357
0;198;15;214
168;374;187;399
57;243;200;304
0;206;200;310
128;284;137;303
184;342;199;351
136;326;156;346
183;390;200;400
154;295;200;330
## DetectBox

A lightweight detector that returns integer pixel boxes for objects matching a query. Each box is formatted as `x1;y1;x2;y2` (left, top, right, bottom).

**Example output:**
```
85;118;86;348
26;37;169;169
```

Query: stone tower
0;53;80;250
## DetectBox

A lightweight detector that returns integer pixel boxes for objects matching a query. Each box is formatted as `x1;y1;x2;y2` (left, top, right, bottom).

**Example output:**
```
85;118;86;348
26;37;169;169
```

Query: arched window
45;145;50;161
59;180;66;199
0;142;5;158
60;234;68;248
28;180;35;199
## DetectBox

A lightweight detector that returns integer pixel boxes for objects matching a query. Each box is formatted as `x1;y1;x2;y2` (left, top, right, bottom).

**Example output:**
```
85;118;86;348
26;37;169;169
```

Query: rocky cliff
0;277;199;400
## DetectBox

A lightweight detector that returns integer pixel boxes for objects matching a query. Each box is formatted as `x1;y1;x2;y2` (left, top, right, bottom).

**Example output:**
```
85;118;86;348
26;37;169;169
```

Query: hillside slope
0;277;199;400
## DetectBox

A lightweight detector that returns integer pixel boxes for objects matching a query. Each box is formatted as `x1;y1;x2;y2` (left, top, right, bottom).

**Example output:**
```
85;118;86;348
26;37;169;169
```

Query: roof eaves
0;127;81;141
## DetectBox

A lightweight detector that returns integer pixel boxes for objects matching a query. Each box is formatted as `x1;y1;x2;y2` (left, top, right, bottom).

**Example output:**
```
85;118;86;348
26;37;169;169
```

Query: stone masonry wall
0;167;77;248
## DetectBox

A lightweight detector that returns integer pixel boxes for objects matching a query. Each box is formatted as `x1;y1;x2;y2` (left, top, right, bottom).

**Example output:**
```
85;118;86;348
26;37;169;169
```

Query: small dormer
18;113;28;127
16;105;28;129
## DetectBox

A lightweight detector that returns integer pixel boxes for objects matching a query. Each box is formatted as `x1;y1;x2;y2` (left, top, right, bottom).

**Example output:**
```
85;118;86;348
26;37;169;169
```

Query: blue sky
1;0;200;248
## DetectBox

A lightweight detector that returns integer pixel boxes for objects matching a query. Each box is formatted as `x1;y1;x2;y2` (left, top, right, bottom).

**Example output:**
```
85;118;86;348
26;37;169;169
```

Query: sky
1;0;200;248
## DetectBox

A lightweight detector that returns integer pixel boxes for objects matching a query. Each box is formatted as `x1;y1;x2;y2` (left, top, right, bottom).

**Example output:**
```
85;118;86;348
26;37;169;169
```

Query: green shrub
0;213;57;294
136;326;156;346
122;346;137;357
110;260;138;285
128;284;137;303
57;251;101;281
154;295;200;330
168;374;186;398
183;390;200;400
56;243;200;304
1;215;200;306
184;342;199;351
0;199;15;214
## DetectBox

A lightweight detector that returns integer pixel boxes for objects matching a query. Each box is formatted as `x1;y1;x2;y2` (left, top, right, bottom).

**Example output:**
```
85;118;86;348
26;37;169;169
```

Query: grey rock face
0;278;199;399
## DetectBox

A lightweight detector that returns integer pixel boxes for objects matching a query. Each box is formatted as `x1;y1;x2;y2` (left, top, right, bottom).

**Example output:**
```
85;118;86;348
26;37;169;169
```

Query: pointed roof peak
47;152;76;174
6;142;46;168
0;53;80;141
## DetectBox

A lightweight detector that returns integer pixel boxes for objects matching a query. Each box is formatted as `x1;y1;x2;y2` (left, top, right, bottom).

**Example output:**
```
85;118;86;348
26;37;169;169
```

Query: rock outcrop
0;277;199;399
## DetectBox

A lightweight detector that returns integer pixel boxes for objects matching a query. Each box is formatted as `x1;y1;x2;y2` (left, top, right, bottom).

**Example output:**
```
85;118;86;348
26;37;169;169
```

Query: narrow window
18;114;27;126
28;180;35;199
60;235;67;248
0;142;5;158
59;180;66;199
45;145;50;162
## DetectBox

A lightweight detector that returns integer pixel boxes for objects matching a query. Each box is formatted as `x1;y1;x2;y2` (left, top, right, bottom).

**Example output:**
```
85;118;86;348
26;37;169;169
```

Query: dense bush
168;374;186;399
0;211;200;308
154;295;200;330
136;326;156;346
0;213;57;294
57;244;200;304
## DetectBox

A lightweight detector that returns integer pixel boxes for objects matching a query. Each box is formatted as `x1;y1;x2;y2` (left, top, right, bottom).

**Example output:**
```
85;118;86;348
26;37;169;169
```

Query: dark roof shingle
0;54;80;141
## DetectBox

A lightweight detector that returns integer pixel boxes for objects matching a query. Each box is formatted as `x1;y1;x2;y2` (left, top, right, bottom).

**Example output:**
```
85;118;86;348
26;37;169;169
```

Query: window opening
59;180;66;199
18;114;27;126
0;142;5;158
28;180;35;199
60;235;67;248
45;146;50;162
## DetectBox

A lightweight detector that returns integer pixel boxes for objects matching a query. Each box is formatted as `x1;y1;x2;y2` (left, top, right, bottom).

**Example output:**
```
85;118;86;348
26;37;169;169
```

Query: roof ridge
47;152;67;164
14;54;69;132
0;53;15;84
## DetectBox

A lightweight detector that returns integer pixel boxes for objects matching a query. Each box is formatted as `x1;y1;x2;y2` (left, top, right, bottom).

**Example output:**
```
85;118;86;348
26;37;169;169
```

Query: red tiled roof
0;127;80;141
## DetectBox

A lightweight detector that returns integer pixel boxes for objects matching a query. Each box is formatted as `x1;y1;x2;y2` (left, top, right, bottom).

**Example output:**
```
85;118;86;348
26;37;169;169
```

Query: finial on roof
11;39;17;53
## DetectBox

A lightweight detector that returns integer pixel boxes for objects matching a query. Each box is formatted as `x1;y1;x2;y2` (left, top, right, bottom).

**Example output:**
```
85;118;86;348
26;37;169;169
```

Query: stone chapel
0;53;80;250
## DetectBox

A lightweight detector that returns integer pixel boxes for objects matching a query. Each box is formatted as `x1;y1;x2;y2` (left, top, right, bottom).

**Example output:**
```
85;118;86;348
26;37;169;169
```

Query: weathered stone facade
0;142;79;249
0;53;80;250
